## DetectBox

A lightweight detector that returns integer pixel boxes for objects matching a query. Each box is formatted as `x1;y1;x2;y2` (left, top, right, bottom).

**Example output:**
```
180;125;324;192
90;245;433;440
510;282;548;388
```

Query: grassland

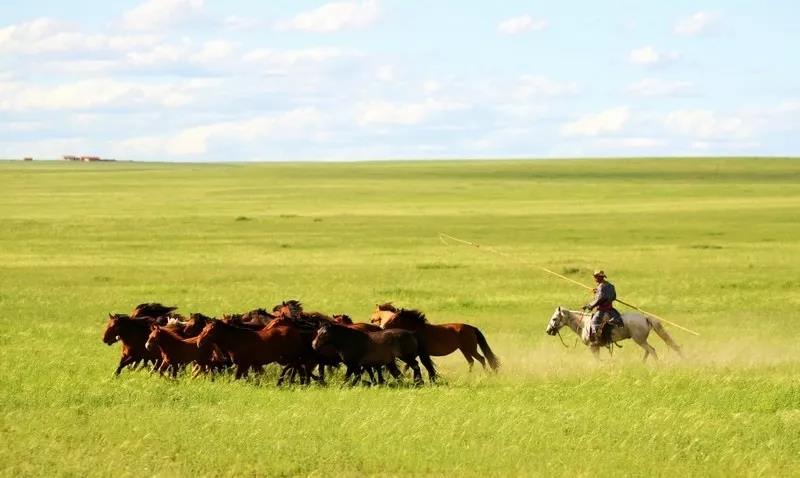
1;158;799;477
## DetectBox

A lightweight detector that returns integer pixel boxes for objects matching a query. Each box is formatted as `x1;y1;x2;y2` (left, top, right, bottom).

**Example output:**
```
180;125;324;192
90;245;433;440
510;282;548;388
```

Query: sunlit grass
1;158;799;476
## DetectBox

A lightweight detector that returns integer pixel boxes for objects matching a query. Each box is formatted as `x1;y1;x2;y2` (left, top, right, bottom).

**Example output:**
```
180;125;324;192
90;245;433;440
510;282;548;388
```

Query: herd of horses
102;300;500;386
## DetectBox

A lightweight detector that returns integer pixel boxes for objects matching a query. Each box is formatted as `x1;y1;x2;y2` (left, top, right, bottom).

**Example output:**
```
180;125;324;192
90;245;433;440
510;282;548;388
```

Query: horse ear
557;306;562;313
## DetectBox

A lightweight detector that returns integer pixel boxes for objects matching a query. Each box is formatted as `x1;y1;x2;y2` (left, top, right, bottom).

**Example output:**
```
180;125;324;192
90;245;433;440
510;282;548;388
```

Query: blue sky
1;0;798;161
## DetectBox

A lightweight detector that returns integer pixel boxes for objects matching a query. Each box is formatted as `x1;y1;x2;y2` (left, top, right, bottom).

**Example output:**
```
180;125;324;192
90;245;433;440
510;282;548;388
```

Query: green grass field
1;158;799;477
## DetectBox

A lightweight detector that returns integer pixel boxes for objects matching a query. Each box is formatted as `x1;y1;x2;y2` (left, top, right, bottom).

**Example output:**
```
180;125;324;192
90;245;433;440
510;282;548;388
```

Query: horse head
311;322;334;351
102;313;124;345
145;324;161;352
546;306;568;336
184;313;211;336
370;302;397;327
196;320;221;348
332;314;353;324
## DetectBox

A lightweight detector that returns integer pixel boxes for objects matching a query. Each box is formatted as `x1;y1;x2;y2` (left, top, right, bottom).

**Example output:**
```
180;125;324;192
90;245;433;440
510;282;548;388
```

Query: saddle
598;311;624;346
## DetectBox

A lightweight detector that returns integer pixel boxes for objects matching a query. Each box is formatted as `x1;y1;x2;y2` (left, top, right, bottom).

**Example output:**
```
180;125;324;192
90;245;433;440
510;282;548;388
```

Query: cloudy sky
1;0;798;161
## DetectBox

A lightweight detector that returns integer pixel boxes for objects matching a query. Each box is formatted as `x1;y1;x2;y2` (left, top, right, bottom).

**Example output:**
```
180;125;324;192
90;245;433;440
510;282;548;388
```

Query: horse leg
235;363;248;380
590;345;601;360
376;366;385;385
365;367;377;385
459;349;475;372
642;342;658;362
277;365;291;385
114;355;136;375
170;363;179;378
403;357;423;385
350;365;363;386
386;361;403;381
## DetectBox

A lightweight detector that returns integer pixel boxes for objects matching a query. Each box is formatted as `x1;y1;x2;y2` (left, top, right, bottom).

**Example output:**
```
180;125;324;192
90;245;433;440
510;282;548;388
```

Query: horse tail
414;330;437;383
474;327;500;371
646;317;683;357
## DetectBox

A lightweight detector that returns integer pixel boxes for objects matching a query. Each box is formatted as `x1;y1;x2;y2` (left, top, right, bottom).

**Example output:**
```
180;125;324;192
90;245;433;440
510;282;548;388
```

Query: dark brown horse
371;304;500;372
223;314;267;331
102;313;161;375
182;313;215;337
131;303;178;319
240;308;276;324
196;319;312;384
312;322;436;385
145;325;215;377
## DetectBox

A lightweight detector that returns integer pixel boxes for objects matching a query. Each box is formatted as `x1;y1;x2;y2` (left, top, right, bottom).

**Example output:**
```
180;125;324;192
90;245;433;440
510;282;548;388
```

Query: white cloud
357;99;467;125
376;65;395;81
674;11;719;36
515;75;580;98
562;107;630;136
628;78;694;97
498;15;547;35
664;109;752;139
122;0;205;31
0;18;160;55
277;1;379;33
628;46;680;66
0;78;197;111
596;137;664;149
243;47;351;65
166;108;324;154
191;40;234;63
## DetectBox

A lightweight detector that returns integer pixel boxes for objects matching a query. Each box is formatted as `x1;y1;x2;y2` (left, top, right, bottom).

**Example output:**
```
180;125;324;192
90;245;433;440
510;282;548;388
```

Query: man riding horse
582;270;623;346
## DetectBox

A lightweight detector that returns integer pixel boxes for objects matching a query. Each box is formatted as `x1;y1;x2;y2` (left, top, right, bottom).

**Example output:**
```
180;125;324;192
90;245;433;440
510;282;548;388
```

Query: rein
556;329;574;348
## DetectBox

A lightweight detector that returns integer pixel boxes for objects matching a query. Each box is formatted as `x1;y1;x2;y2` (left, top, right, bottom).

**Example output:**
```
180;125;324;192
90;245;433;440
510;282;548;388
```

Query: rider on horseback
582;270;623;346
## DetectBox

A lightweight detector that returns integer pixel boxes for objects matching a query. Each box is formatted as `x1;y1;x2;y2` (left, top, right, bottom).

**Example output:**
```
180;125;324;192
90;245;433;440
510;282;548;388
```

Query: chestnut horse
371;304;500;372
145;325;215;377
312;322;436;385
197;319;312;384
102;313;161;375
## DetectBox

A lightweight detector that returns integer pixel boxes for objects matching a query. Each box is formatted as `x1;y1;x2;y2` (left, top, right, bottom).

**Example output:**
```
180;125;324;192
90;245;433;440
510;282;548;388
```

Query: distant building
62;155;116;162
23;157;33;161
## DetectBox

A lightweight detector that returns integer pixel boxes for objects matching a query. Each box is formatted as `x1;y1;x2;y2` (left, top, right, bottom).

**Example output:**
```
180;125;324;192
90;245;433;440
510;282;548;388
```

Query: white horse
545;306;683;361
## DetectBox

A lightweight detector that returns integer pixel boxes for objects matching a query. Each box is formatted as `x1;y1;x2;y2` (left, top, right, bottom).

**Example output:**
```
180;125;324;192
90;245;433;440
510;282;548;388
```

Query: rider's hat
592;270;607;278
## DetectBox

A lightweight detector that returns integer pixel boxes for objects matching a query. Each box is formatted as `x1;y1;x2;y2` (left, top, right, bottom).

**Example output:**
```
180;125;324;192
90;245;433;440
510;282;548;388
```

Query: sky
1;0;798;161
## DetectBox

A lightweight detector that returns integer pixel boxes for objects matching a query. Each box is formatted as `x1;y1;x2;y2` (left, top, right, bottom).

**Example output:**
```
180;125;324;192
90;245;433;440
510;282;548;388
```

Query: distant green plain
1;158;799;477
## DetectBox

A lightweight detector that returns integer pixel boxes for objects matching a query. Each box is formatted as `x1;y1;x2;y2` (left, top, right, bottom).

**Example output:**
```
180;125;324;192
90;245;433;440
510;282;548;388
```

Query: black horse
311;322;436;385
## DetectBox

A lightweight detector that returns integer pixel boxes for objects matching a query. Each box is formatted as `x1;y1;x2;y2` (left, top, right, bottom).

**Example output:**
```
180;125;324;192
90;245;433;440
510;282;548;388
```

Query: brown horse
131;303;178;319
102;313;161;375
196;319;312;384
312;322;436;385
145;325;215;377
333;314;383;333
371;304;500;372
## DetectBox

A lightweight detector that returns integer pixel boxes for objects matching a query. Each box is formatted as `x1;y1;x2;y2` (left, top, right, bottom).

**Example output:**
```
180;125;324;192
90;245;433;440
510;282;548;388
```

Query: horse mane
132;302;178;318
109;313;155;326
214;318;260;332
333;314;353;324
387;308;428;327
376;302;398;312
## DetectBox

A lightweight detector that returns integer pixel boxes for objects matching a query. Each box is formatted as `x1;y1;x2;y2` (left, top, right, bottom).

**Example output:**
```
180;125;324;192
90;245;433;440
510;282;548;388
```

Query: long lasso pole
438;232;700;336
